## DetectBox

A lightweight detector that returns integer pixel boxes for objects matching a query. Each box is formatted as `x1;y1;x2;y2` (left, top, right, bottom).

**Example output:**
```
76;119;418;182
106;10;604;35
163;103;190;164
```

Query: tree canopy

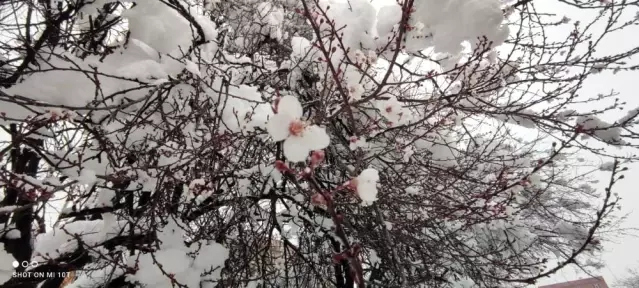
1;0;639;287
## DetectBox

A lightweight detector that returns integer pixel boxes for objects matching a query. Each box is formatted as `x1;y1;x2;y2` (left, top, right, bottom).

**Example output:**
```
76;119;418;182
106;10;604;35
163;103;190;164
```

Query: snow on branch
0;0;638;287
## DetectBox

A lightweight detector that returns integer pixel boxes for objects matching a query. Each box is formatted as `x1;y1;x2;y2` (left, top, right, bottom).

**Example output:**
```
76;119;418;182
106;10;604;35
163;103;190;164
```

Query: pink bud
311;150;325;165
272;97;281;113
311;193;327;206
332;253;346;264
274;160;290;173
351;243;361;255
300;167;313;178
345;179;358;191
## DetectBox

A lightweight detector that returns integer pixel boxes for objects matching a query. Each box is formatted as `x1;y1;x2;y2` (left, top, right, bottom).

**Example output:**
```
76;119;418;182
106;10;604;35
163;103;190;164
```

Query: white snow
206;80;273;134
617;106;639;125
354;168;380;206
577;115;624;144
405;186;420;195
0;243;16;284
376;4;402;37
349;136;368;151
0;205;19;214
131;249;199;287
290;36;319;63
554;220;588;242
257;2;285;40
318;0;377;53
66;262;125;288
4;229;21;239
185;60;202;77
88;189;116;209
117;60;169;81
599;161;615;171
122;1;193;54
0;0;632;287
32;218;130;262
126;219;229;288
78;169;98;185
452;277;476;288
405;0;509;54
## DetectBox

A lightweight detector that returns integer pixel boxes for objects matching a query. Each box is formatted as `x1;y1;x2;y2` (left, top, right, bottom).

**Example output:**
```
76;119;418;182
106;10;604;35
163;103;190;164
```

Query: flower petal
302;125;330;150
267;113;293;142
278;95;303;119
283;136;310;162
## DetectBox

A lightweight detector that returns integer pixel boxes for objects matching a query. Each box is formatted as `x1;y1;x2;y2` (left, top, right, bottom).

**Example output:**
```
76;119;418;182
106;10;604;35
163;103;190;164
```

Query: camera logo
11;260;38;269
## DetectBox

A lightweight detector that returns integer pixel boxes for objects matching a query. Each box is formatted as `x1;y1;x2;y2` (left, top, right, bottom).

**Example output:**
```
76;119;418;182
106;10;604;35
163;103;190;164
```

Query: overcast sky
535;64;639;286
528;1;639;286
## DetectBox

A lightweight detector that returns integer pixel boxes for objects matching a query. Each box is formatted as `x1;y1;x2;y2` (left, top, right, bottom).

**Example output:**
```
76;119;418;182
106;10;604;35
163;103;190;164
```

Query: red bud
274;160;290;173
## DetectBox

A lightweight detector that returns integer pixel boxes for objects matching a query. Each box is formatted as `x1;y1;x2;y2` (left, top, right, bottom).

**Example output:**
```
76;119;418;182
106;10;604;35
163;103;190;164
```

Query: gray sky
530;1;639;286
534;47;639;287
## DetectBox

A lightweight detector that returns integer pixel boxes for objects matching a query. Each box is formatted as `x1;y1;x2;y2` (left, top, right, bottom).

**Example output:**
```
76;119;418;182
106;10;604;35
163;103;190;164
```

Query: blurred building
538;276;608;288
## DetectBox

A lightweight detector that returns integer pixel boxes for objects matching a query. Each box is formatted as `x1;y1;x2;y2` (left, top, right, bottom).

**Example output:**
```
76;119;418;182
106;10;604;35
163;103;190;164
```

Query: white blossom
348;83;365;101
267;96;330;162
